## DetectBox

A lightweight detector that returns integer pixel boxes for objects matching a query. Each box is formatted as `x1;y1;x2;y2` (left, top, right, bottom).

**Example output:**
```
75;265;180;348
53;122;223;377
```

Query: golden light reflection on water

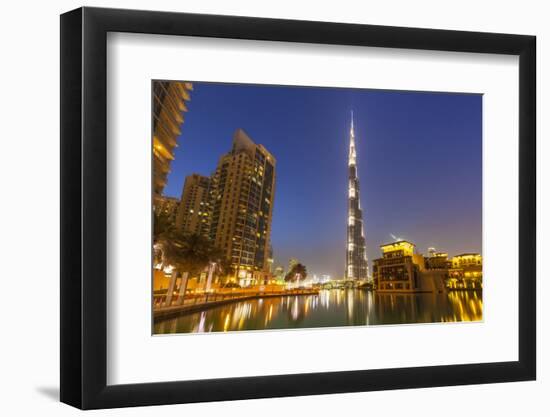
447;291;483;322
154;289;483;334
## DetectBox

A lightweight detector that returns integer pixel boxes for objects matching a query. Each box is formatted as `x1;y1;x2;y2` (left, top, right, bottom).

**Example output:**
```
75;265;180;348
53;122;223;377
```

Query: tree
284;263;308;283
153;211;174;243
162;232;213;306
209;249;235;284
154;208;232;305
169;233;212;276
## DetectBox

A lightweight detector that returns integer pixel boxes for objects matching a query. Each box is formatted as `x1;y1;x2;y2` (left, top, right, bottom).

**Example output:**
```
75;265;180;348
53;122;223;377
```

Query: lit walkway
153;289;319;321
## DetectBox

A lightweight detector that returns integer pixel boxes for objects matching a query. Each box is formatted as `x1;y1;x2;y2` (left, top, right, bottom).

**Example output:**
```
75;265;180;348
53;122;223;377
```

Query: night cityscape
152;81;483;334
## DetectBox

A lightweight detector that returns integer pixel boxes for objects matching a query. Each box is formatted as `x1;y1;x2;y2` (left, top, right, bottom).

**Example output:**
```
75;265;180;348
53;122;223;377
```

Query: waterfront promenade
153;288;319;321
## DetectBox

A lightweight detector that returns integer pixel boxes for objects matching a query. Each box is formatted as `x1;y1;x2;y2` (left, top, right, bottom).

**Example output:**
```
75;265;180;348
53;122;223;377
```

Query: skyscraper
345;112;369;280
152;81;193;197
175;174;211;237
209;129;276;286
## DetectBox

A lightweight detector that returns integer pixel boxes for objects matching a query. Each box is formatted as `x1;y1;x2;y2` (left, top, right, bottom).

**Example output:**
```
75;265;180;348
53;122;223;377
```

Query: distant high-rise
175;174;211;237
345;112;369;280
209;129;276;286
152;81;193;197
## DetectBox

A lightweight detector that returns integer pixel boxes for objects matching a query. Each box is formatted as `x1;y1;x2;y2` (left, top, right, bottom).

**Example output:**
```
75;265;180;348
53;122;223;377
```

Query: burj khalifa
345;112;368;281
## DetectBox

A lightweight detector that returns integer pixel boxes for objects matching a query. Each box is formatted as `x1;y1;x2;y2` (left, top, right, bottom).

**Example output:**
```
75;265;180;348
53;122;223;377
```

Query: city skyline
162;82;482;278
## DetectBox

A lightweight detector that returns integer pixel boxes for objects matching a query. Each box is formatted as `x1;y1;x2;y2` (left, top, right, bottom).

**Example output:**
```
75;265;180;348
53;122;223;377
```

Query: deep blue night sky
163;82;482;278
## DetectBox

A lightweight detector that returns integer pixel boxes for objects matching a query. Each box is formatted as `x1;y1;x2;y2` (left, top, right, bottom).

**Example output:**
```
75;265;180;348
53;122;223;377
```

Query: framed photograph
60;6;536;409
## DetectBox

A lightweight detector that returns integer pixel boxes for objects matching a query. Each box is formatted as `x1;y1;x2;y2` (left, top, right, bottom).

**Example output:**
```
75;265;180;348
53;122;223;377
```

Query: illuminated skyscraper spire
345;111;368;281
349;110;356;166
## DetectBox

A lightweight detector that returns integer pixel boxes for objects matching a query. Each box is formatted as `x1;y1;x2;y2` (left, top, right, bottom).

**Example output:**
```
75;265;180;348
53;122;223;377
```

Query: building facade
208;129;276;286
153;195;180;224
373;241;425;292
345;113;369;281
175;174;211;237
448;253;483;289
373;241;480;293
152;81;193;197
424;251;451;270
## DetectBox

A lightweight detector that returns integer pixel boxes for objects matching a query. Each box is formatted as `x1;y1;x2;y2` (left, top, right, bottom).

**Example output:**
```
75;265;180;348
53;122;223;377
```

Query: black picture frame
60;6;536;410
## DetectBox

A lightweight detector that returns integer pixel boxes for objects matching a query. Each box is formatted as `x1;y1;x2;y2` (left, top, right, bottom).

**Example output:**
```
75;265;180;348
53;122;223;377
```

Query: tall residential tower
209;129;276;286
345;113;369;280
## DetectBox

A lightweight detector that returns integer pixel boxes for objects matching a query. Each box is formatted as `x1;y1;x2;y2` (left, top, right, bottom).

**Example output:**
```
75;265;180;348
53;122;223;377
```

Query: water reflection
154;289;483;334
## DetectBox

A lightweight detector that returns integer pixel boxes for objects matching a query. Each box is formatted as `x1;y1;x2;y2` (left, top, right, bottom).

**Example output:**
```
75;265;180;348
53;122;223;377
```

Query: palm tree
154;209;233;305
216;256;235;283
153;211;174;242
165;233;212;305
172;233;212;275
202;246;233;291
295;264;307;281
285;263;308;286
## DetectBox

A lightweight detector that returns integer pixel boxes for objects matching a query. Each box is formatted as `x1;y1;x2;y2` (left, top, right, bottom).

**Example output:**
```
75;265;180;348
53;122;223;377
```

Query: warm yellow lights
380;240;415;256
452;253;482;268
223;313;230;332
454;254;481;260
